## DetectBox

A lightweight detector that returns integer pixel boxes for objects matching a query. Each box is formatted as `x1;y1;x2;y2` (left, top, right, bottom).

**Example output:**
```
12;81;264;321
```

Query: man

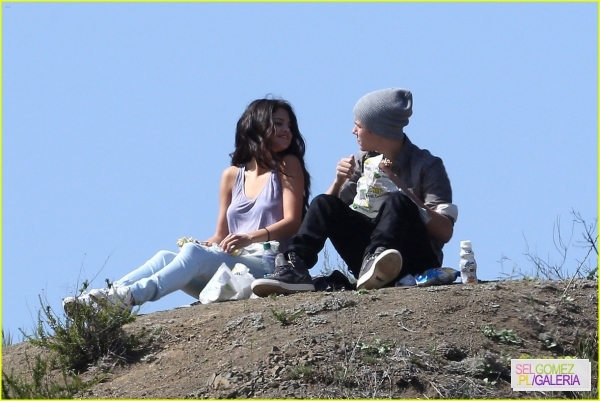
251;88;458;296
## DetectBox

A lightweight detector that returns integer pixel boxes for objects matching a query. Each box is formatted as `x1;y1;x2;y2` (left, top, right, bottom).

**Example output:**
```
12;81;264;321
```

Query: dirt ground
2;278;598;399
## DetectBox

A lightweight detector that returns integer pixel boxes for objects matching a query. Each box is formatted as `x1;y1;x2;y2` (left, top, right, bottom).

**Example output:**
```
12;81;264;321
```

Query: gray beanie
353;88;413;140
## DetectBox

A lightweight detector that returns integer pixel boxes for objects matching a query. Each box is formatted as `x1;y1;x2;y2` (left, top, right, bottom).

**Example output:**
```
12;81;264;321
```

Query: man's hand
335;154;356;185
379;158;409;193
326;154;356;196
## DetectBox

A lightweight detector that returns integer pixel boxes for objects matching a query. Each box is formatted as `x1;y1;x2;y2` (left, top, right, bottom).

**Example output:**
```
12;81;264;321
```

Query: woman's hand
219;233;253;254
200;236;223;247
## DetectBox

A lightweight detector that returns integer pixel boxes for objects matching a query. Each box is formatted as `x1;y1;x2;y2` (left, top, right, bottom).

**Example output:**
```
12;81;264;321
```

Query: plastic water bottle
459;240;478;284
261;242;277;273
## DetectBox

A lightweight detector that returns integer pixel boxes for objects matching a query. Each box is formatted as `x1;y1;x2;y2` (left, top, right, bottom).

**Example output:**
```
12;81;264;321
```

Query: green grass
2;329;14;347
26;294;145;373
358;338;394;356
2;352;98;399
287;365;314;380
2;291;155;399
481;326;523;345
270;307;305;326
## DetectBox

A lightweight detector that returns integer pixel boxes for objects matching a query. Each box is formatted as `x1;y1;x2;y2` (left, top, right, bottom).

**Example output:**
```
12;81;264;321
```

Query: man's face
352;119;376;151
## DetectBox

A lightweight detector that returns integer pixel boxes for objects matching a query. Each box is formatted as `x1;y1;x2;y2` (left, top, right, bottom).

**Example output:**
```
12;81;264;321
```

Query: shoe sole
356;249;403;290
251;278;315;297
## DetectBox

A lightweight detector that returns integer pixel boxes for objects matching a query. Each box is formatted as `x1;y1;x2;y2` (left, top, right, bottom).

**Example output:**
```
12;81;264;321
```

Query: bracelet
264;227;271;242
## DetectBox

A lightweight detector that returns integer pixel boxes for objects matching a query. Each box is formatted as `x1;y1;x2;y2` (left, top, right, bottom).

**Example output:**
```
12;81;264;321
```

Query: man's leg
370;191;440;276
252;194;373;296
289;194;375;277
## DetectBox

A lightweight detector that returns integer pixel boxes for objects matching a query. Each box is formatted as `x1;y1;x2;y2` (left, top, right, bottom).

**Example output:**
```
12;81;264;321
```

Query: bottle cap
460;240;472;248
263;242;271;250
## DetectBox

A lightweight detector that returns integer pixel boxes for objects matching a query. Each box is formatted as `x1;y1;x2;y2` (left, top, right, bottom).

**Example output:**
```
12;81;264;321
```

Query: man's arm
380;158;455;243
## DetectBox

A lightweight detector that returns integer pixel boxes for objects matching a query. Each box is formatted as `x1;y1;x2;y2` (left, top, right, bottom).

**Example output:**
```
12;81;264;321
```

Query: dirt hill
2;278;598;399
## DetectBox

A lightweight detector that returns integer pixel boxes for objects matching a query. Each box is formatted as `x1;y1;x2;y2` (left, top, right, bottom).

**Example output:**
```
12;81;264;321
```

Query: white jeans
114;243;269;305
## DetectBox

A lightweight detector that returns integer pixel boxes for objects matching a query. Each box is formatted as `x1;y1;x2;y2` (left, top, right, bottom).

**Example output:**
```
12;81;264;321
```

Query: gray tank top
226;166;289;251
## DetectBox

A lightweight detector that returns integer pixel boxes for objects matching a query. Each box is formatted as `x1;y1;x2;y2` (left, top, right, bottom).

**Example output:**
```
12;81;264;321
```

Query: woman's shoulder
276;155;304;187
222;165;241;181
280;154;302;171
224;165;241;173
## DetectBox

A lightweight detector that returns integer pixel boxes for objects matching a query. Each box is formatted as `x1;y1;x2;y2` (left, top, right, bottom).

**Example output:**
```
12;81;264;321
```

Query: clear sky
2;2;597;340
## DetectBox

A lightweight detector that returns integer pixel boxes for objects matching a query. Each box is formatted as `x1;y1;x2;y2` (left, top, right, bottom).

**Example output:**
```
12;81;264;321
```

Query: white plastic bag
199;264;237;304
199;263;256;304
229;264;255;301
350;154;399;218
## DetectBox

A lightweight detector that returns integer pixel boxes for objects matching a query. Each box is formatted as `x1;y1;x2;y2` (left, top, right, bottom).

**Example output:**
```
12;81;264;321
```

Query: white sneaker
356;247;403;290
62;293;93;317
101;286;134;311
62;287;111;317
88;287;110;302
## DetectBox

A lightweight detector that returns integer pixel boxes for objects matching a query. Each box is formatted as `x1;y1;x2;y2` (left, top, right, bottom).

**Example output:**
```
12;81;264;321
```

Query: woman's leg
113;250;177;287
127;243;263;304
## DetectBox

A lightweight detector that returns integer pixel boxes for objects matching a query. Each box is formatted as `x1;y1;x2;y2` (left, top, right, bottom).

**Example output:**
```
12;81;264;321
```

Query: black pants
288;192;440;278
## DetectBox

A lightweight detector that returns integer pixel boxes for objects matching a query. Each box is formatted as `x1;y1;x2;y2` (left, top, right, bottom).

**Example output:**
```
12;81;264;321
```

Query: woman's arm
203;166;237;245
269;154;305;239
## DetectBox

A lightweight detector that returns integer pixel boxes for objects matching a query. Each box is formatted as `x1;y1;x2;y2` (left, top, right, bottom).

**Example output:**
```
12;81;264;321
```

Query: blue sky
2;2;597;340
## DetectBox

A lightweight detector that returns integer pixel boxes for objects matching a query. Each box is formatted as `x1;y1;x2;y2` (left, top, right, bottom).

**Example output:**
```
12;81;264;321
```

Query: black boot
251;252;315;297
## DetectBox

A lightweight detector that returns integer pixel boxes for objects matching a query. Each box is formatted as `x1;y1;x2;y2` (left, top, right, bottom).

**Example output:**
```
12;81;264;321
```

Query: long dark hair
230;98;311;217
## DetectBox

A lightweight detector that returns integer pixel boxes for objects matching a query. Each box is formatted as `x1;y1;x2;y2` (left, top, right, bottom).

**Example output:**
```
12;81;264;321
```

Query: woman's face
270;108;293;153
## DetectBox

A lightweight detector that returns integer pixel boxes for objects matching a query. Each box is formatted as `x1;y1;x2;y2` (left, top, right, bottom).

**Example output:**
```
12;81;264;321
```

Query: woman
63;98;311;312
